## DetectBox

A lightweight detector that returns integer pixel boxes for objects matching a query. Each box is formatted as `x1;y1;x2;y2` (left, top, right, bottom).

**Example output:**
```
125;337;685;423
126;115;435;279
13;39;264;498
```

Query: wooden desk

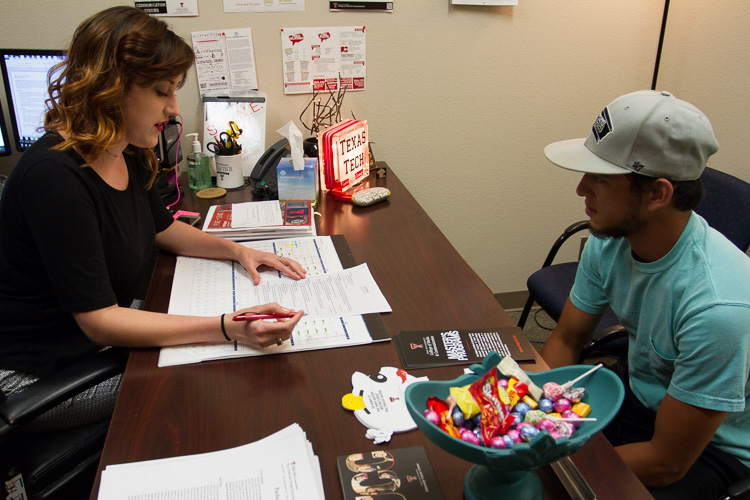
90;164;651;499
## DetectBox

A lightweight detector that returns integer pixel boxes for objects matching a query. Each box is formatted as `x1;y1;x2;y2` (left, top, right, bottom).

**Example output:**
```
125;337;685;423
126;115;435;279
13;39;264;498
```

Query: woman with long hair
0;6;306;429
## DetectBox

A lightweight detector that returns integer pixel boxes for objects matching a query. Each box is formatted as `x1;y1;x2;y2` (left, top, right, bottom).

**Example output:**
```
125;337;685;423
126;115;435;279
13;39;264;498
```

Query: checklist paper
158;235;392;367
98;423;323;500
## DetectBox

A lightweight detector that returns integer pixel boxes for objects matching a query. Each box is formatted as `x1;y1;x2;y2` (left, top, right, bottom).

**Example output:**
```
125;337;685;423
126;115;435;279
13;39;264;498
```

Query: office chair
0;348;128;500
517;166;750;358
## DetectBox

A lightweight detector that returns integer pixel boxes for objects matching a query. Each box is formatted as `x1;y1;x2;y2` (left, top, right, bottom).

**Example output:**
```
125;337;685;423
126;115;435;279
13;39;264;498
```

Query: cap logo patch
591;107;613;143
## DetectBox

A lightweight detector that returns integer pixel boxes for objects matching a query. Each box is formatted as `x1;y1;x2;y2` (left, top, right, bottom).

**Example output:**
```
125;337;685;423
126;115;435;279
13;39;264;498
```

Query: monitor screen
0;49;66;152
0;100;11;156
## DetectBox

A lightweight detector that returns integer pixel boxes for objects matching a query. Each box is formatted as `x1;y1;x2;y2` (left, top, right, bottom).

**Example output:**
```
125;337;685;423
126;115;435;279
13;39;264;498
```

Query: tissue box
277;157;319;207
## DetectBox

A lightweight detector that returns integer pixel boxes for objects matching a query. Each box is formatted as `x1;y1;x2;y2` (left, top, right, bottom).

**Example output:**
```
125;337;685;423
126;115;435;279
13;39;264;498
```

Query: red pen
232;313;296;321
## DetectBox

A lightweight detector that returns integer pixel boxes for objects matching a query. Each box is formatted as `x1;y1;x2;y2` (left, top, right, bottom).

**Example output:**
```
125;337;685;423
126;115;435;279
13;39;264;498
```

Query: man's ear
645;178;674;211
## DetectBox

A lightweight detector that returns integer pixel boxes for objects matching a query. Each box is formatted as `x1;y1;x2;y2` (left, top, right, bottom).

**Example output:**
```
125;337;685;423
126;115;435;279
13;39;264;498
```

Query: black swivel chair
0;348;128;500
517;166;750;358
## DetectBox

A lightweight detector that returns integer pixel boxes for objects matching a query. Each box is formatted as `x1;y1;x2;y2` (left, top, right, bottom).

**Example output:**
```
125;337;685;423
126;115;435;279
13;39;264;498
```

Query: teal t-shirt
571;212;750;467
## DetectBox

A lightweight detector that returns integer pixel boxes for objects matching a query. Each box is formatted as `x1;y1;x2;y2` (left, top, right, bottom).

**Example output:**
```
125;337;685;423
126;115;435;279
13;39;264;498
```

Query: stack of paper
202;200;315;241
98;423;324;500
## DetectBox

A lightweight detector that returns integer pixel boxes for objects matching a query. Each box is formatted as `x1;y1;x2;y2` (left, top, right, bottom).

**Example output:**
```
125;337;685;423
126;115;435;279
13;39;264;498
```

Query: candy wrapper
468;367;514;444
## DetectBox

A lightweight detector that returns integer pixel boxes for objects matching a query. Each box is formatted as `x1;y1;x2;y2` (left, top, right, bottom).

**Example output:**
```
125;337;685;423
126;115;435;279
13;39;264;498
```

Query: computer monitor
0;49;66;152
0;100;11;157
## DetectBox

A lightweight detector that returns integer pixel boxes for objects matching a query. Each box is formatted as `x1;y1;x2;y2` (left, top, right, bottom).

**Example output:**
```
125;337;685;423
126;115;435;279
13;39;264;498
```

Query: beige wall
1;1;748;294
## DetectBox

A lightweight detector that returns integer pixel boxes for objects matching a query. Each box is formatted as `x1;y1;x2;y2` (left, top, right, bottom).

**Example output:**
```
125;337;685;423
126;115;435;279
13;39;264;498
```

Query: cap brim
544;138;630;175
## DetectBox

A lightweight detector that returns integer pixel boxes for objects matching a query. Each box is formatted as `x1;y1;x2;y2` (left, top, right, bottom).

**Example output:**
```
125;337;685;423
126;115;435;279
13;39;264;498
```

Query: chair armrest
578;325;628;363
541;220;590;268
0;348;129;427
721;473;750;500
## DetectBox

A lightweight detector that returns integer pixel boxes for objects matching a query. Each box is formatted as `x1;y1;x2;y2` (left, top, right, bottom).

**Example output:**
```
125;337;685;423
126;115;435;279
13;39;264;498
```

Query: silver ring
276;338;284;346
278;255;284;261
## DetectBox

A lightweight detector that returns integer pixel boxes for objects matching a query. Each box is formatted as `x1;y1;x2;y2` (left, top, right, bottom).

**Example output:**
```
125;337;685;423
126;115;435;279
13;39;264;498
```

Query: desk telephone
250;138;290;200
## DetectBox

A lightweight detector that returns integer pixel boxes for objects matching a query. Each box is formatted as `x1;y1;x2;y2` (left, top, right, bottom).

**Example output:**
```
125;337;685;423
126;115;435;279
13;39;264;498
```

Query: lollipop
542;363;603;401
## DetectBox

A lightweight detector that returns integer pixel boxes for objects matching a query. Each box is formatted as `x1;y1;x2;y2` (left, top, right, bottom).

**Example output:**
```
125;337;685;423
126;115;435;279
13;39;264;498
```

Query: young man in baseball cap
540;90;750;499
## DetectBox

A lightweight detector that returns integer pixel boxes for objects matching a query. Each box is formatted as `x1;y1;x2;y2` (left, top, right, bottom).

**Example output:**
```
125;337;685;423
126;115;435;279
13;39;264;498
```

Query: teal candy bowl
405;352;624;500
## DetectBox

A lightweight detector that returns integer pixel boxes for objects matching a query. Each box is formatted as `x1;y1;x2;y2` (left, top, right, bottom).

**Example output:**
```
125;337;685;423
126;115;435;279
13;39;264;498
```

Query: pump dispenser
185;133;212;191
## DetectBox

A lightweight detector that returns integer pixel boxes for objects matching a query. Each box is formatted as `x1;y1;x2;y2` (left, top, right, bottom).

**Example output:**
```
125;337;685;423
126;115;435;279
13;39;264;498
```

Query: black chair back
697;167;750;252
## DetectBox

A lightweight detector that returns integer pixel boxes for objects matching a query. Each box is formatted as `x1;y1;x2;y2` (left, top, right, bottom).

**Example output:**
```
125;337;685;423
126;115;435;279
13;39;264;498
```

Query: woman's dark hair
629;173;704;211
44;6;195;185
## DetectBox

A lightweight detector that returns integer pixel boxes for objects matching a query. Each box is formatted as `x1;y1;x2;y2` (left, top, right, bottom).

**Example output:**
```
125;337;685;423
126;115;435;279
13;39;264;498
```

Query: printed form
159;236;391;367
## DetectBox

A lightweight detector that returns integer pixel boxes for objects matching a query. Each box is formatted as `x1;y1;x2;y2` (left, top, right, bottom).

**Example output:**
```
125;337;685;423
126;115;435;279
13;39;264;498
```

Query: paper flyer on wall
224;0;305;12
135;0;198;16
191;28;258;95
281;26;366;94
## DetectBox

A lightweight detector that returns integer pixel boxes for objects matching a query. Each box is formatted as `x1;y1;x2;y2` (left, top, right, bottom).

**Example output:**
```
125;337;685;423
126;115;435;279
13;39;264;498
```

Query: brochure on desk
158;235;391;367
394;327;536;369
336;446;444;500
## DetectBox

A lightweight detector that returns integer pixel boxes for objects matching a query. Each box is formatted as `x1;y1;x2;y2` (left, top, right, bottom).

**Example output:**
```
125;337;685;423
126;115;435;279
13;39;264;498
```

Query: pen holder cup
405;352;624;500
215;153;244;189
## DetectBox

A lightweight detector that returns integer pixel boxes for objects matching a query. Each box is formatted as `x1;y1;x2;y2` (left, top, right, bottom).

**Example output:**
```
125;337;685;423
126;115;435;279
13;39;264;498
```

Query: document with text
159;236;391;367
98;423;323;500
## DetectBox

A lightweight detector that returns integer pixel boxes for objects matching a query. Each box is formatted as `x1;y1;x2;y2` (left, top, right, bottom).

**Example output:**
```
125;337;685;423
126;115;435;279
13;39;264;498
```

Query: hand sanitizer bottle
186;133;212;191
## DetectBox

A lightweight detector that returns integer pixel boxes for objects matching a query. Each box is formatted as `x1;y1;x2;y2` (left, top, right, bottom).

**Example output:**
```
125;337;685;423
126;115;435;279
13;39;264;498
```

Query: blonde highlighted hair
44;6;194;185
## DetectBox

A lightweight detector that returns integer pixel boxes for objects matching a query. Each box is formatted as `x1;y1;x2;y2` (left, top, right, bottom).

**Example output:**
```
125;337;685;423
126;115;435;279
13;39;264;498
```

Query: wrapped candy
543;382;565;402
507;378;529;408
543;364;602;402
468;368;513;444
497;357;544;400
538;398;554;414
553;398;572;413
514;401;532;417
563;386;586;403
553;420;575;439
537;418;557;433
505;428;522;444
523;410;547;426
562;410;583;428
427;397;461;439
460;427;481;445
519;425;540;442
450;385;481;419
572;402;592;418
490;435;508;449
521;395;539;410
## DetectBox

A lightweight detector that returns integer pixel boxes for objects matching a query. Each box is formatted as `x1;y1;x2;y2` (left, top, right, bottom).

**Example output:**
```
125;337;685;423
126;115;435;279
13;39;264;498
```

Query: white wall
1;1;748;294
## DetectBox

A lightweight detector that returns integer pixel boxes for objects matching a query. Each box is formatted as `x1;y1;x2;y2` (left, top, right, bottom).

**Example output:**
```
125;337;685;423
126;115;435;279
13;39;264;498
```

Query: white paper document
191;28;258;95
135;0;199;16
231;200;284;228
98;423;324;500
280;26;366;95
159;236;391;367
224;0;304;12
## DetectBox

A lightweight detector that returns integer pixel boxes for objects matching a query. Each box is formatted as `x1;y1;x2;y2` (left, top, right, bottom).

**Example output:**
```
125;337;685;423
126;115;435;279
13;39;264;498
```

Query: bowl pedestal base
465;464;543;500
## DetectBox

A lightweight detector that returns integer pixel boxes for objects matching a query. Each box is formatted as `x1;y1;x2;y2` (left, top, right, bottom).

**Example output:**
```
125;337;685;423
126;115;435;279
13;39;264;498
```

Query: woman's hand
235;246;307;285
225;303;304;348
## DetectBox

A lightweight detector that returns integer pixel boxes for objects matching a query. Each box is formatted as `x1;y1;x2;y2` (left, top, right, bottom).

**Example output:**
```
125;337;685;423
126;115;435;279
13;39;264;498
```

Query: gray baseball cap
544;90;719;181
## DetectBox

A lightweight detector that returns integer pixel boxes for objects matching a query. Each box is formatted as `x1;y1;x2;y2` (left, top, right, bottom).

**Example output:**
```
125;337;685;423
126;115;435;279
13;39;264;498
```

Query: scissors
227;121;243;141
207;132;240;155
